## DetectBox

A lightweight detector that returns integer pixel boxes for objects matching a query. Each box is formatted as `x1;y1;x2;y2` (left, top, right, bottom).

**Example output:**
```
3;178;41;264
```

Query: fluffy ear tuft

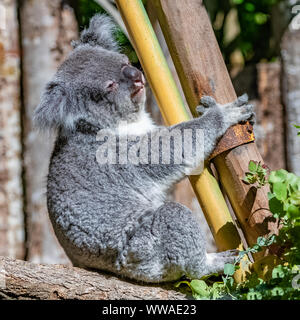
34;81;77;132
73;14;120;52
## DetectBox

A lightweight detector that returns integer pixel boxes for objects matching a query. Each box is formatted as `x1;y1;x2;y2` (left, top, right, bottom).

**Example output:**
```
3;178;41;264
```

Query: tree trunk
0;256;187;300
0;0;24;259
255;62;286;171
281;15;300;176
153;0;279;256
19;0;78;264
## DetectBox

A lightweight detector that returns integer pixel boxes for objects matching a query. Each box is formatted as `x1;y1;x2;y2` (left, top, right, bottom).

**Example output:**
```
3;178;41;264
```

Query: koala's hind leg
119;202;237;283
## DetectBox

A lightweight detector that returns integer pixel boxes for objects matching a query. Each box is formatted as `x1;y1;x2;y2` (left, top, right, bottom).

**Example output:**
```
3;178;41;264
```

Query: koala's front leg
173;94;255;161
142;95;254;185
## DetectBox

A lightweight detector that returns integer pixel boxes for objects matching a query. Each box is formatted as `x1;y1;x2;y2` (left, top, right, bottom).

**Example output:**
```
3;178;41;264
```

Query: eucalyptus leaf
224;264;235;276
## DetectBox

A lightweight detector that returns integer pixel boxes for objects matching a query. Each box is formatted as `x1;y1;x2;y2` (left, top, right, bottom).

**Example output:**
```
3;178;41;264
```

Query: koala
34;14;254;283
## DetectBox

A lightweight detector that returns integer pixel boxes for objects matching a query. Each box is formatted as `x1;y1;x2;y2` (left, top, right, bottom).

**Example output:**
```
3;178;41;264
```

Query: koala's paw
222;94;255;127
216;249;239;265
206;249;239;274
196;96;218;116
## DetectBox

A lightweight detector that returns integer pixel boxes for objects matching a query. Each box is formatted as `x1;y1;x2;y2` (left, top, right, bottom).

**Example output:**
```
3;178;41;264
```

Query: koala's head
34;14;146;133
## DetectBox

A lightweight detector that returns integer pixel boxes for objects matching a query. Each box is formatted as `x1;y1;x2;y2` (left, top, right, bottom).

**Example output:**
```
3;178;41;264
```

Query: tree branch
0;256;188;300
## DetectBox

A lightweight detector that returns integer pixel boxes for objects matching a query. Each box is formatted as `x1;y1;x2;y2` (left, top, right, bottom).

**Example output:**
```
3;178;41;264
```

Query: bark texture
281;15;300;176
20;0;78;264
153;0;279;256
0;256;187;300
0;0;24;259
255;62;286;171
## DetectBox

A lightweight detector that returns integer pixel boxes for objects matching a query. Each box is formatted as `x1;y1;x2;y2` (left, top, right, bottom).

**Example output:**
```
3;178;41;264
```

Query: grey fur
72;14;120;52
34;15;254;283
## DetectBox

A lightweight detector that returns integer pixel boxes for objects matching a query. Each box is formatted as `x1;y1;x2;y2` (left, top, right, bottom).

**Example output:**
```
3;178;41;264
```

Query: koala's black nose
122;66;143;82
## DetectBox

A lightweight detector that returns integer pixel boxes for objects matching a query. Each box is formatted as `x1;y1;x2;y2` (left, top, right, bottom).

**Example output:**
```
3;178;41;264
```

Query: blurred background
0;0;299;265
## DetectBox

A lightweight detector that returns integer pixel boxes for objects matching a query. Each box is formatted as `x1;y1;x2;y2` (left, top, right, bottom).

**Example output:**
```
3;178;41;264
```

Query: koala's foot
204;249;239;275
196;94;255;127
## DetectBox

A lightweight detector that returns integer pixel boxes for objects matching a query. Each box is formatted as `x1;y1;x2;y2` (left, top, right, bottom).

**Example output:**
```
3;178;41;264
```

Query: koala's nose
122;66;144;83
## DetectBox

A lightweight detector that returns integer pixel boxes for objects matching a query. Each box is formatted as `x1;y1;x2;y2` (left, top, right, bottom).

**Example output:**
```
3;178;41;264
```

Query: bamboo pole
152;0;279;255
115;0;242;251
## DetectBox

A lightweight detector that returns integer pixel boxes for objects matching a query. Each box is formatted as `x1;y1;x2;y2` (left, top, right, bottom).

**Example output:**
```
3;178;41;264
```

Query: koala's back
47;132;165;270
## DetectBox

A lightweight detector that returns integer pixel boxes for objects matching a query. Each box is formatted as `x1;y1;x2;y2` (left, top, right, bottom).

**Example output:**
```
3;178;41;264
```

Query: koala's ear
34;81;77;131
73;14;119;52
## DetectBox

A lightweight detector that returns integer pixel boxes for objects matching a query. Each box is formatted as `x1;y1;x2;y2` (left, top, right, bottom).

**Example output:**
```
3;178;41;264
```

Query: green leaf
286;173;300;192
269;196;284;217
249;161;258;173
268;192;275;200
211;283;224;300
243;172;257;184
290;191;300;206
190;280;210;298
224;263;236;276
287;204;300;219
256;236;267;247
269;170;287;184
273;181;288;201
254;13;268;25
250;244;262;253
265;234;276;246
245;3;255;12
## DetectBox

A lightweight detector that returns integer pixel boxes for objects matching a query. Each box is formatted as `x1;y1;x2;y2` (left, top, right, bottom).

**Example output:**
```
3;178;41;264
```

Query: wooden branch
0;256;187;300
256;62;285;171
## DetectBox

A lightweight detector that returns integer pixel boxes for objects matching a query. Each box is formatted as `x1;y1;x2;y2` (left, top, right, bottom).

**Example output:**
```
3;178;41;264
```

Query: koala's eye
104;80;119;93
90;91;103;103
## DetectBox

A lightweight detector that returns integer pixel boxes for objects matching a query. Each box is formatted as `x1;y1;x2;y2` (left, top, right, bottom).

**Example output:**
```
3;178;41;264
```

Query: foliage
203;0;294;68
224;163;300;300
73;0;299;74
295;125;300;136
176;161;300;300
243;160;269;188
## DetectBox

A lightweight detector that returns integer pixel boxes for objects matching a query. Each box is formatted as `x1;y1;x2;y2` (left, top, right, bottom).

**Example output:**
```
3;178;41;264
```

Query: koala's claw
196;96;218;115
233;93;249;107
223;94;255;127
200;95;217;108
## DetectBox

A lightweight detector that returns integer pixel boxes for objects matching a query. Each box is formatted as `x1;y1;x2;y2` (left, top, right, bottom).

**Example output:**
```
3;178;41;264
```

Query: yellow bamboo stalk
115;0;242;251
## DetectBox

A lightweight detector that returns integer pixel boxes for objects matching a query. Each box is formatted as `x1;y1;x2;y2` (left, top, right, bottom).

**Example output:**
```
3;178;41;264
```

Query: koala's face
58;45;146;126
64;46;146;116
34;15;147;132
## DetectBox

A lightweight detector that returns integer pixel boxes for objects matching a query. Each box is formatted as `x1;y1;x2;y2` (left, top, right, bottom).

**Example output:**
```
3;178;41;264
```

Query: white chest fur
117;111;156;136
